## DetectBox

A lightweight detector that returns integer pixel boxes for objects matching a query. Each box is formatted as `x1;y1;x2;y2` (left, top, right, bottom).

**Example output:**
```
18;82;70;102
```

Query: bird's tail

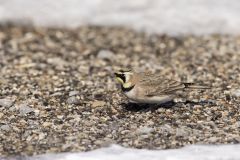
183;82;210;89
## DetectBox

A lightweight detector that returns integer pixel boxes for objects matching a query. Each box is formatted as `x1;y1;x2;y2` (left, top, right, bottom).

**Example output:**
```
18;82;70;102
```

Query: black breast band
122;85;135;92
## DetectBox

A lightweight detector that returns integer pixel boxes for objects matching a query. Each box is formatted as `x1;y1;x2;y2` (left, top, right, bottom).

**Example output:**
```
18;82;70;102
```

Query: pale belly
123;87;173;104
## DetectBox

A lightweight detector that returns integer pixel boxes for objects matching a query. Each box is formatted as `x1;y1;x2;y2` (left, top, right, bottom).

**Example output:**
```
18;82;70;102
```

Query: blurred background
1;0;240;35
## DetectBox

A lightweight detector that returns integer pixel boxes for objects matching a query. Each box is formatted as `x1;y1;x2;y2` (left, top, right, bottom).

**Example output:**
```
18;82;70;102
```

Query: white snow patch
1;0;240;35
4;144;239;160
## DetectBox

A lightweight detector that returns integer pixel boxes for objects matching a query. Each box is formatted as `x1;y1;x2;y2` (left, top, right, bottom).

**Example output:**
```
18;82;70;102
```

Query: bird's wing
139;73;185;96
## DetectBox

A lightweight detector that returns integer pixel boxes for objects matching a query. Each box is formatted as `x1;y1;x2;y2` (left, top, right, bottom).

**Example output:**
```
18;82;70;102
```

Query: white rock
50;92;62;97
67;97;81;105
19;103;35;115
0;98;14;108
0;124;11;131
47;57;68;67
97;50;114;60
176;128;189;137
136;126;154;135
231;89;240;97
69;91;80;97
208;137;218;143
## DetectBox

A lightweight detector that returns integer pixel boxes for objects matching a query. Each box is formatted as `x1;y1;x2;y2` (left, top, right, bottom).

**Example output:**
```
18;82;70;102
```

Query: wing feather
139;73;185;96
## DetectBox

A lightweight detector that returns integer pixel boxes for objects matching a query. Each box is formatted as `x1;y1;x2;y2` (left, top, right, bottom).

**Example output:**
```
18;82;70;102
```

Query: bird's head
114;69;134;89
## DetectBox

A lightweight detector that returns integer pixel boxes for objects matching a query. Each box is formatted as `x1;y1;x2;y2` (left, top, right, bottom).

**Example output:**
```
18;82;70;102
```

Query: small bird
114;69;210;104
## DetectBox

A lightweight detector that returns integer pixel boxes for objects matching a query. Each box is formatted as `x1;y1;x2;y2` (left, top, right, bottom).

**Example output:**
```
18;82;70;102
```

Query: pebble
42;122;52;128
0;124;11;131
136;126;154;135
66;97;81;105
47;57;68;67
231;89;240;97
159;124;173;133
50;92;63;97
208;137;218;143
69;91;80;97
176;127;189;137
19;103;35;115
0;113;3;119
235;121;240;128
0;98;14;108
97;50;114;60
91;100;106;108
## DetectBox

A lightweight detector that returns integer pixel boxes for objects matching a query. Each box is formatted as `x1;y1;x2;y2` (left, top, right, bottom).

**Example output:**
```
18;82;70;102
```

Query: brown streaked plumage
114;69;210;104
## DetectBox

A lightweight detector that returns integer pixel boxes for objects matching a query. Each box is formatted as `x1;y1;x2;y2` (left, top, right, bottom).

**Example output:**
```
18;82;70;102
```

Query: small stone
69;91;80;97
9;106;17;112
120;130;130;135
47;57;68;67
139;134;150;139
231;89;240;97
19;103;35;115
208;137;218;143
233;137;240;142
91;101;106;108
192;99;199;103
0;113;3;119
0;98;14;108
0;124;11;131
136;126;154;135
101;138;115;147
38;132;45;140
67;97;81;105
234;121;240;128
226;85;232;89
94;140;103;145
50;92;62;97
42;122;52;127
97;50;114;60
61;143;72;150
193;105;202;108
159;124;173;133
176;127;189;137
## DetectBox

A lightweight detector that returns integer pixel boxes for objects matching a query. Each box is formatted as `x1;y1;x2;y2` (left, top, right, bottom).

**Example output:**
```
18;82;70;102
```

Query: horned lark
114;69;210;104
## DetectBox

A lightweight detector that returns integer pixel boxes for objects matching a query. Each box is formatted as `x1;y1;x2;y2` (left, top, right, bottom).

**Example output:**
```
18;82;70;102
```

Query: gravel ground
0;25;240;157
